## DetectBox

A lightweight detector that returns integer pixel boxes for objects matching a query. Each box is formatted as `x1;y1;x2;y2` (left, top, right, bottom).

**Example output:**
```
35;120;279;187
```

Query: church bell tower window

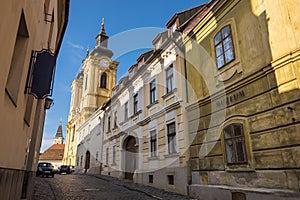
100;72;107;88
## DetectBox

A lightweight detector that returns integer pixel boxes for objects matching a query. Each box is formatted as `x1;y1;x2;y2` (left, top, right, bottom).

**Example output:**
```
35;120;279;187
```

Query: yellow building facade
0;0;69;199
180;0;300;199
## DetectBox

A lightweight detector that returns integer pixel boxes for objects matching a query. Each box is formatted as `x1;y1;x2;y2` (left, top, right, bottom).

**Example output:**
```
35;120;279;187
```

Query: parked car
71;166;75;173
36;162;55;178
58;165;71;174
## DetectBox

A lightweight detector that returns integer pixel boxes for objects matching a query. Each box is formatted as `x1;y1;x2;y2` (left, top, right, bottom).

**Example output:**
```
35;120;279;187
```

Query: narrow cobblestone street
33;174;194;200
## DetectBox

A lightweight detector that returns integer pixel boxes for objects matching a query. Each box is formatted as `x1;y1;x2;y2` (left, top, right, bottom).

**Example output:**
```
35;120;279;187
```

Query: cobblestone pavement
33;174;195;200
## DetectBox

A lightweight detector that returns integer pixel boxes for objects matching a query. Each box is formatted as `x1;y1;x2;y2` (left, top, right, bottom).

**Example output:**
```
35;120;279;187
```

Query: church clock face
100;59;109;67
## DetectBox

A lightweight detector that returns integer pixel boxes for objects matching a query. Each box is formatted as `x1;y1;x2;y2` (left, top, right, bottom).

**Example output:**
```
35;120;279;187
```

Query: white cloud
66;41;84;50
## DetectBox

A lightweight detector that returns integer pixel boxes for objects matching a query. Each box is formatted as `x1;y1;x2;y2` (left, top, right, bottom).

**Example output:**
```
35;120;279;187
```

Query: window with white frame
150;130;157;157
133;93;138;114
114;111;118;128
167;122;176;154
214;25;235;69
107;115;111;132
124;102;129;120
166;64;174;93
102;116;105;133
150;79;156;104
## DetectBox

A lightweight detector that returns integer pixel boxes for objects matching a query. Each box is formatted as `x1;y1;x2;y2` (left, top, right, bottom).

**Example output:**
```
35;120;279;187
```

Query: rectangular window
166;64;174;93
167;122;176;154
150;80;156;104
167;175;174;185
114;111;118;128
150;130;157;157
106;147;109;165
133;94;138;114
76;157;79;167
6;11;29;106
102;117;105;133
149;175;153;183
124;102;129;121
112;145;116;164
24;95;34;125
107;116;111;132
224;124;247;164
214;25;235;69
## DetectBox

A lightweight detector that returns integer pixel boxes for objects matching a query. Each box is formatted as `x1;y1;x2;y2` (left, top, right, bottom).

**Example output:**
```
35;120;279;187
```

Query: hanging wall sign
26;49;56;99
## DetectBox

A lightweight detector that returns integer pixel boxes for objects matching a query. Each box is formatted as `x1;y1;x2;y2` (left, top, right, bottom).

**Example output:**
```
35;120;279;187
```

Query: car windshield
39;163;52;167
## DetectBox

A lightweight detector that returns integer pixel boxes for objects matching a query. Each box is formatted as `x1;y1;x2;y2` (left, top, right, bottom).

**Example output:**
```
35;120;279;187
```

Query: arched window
100;72;107;88
223;123;247;164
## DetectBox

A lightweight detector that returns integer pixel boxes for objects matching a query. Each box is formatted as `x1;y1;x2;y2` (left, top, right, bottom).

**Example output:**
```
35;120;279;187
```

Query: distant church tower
53;121;64;145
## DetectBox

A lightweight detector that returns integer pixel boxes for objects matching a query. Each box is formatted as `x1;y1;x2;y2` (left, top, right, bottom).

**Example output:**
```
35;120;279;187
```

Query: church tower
53;121;64;145
63;19;118;166
80;18;118;119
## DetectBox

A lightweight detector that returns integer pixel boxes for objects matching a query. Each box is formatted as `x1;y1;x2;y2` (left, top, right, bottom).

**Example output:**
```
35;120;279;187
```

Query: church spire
54;120;64;144
85;45;90;58
100;18;106;36
96;17;109;47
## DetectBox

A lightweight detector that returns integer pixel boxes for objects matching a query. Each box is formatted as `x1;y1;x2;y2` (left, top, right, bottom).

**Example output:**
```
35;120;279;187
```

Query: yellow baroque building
0;0;69;199
180;0;300;199
63;20;119;167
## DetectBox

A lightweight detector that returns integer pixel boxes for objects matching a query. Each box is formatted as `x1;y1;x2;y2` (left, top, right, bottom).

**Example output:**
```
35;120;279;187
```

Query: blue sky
41;0;206;152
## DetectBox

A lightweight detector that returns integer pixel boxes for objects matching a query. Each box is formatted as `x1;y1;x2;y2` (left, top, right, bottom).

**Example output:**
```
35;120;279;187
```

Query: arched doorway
85;151;90;172
123;136;138;180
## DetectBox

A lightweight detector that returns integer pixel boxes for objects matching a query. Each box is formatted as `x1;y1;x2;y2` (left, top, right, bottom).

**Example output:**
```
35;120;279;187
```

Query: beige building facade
180;0;300;199
0;0;69;199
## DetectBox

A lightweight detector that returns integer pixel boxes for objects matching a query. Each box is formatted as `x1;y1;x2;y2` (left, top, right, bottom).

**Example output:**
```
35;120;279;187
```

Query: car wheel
51;174;54;178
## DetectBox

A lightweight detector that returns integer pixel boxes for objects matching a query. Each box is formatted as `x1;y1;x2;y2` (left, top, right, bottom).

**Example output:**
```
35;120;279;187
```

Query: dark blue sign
27;49;56;99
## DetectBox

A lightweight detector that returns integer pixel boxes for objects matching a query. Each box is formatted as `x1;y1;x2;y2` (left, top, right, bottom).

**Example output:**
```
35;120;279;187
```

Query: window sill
225;165;255;173
147;100;158;109
106;130;111;134
162;88;177;99
148;156;159;161
131;110;142;119
119;120;129;126
215;59;242;83
164;153;179;158
112;126;118;131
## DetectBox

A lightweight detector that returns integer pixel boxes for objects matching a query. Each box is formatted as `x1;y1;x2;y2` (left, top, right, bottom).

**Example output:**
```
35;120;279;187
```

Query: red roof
49;144;65;150
39;144;65;160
